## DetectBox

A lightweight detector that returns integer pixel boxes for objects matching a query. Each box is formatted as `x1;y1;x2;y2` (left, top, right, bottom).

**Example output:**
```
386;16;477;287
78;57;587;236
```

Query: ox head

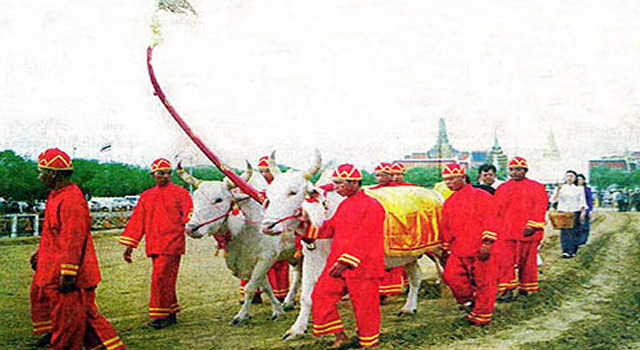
179;162;267;238
261;150;325;235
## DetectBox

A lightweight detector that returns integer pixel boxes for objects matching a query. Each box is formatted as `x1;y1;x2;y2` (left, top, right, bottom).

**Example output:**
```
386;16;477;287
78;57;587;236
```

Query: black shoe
497;289;515;303
518;290;529;297
168;313;177;324
149;317;172;329
561;253;573;259
458;301;474;313
33;333;52;347
463;317;488;327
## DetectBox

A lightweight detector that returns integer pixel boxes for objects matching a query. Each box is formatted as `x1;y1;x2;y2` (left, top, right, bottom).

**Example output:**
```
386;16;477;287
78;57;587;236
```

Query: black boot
497;289;515;303
33;333;52;347
149;317;172;329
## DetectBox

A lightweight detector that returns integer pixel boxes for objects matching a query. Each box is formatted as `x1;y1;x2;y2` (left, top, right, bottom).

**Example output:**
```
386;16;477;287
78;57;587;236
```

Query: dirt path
432;213;633;350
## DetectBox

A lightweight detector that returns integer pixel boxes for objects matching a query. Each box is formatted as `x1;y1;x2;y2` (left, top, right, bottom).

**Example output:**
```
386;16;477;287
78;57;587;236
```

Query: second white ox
261;158;443;340
179;164;305;325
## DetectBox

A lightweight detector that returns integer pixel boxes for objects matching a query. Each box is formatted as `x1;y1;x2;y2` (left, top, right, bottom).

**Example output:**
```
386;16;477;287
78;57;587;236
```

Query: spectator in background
477;164;503;191
576;174;593;246
615;191;629;212
550;170;587;259
632;189;640;212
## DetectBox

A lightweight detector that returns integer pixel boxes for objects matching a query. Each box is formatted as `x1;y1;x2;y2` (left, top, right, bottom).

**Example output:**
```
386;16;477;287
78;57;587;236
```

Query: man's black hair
478;163;497;175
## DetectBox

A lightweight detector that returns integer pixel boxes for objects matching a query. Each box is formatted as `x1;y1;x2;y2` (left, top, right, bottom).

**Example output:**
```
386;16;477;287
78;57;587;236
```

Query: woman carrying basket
550;170;587;259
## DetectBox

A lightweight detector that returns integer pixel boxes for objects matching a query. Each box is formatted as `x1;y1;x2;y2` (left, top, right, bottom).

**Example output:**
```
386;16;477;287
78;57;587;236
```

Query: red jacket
317;190;385;279
494;178;548;241
120;183;193;255
440;184;497;257
34;184;101;288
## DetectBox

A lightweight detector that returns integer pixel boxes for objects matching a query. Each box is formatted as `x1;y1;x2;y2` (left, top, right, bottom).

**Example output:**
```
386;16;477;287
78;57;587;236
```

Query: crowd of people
29;146;593;349
303;157;550;348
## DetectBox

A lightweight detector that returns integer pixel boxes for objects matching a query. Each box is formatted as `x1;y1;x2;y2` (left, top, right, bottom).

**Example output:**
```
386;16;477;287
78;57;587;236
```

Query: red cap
38;148;73;170
257;156;270;169
508;156;528;169
390;162;406;174
442;163;465;179
151;158;172;173
332;164;362;180
374;162;392;174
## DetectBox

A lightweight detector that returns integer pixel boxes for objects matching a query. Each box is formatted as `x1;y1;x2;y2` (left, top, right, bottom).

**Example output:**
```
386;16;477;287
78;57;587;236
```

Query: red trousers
239;260;290;300
83;288;126;350
443;254;498;324
31;283;52;335
150;254;181;319
41;287;125;350
312;274;381;348
496;240;540;293
379;267;404;296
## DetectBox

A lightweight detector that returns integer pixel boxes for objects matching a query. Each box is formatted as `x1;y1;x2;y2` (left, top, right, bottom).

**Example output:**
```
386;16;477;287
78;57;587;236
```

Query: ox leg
424;251;444;284
282;262;301;311
232;262;273;325
259;278;286;321
399;260;421;315
283;244;328;340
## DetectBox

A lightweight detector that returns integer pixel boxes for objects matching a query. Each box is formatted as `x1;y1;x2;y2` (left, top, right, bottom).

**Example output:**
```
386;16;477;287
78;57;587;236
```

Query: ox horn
225;161;253;190
268;150;282;177
176;161;202;189
303;149;322;180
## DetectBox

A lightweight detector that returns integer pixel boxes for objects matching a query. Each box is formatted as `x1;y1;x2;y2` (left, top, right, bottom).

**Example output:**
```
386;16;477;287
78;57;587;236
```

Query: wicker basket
548;211;575;229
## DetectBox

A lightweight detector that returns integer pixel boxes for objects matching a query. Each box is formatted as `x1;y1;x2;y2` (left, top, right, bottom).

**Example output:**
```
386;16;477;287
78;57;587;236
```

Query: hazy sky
2;0;640;175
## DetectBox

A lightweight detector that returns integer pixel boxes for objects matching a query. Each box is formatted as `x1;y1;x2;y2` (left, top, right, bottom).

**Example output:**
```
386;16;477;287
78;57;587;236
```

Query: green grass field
2;212;640;349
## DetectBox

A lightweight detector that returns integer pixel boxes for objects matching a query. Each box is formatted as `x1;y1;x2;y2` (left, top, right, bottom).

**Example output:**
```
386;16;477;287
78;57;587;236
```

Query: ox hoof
230;316;251;325
397;309;417;317
282;329;306;341
268;314;282;321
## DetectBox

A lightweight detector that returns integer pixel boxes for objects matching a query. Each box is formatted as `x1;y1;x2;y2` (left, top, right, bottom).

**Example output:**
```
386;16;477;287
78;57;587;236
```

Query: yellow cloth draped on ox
364;186;443;257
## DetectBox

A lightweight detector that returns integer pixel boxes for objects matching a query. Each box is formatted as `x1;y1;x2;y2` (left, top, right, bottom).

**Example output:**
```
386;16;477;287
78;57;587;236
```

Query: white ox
261;159;443;340
179;164;305;325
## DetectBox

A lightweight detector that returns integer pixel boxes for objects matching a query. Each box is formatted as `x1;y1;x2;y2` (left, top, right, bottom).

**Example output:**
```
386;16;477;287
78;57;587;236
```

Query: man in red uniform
494;157;548;301
369;162;394;189
390;162;413;186
120;158;193;329
312;164;386;349
439;163;498;325
31;148;125;349
237;156;291;303
368;162;404;301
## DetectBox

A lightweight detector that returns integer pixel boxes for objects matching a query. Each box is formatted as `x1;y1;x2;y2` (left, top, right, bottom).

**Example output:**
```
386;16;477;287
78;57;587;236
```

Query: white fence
0;214;39;238
0;212;132;238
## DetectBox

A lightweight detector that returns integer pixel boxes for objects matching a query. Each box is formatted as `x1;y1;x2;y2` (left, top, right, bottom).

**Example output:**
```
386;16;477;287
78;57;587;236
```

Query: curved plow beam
146;46;264;204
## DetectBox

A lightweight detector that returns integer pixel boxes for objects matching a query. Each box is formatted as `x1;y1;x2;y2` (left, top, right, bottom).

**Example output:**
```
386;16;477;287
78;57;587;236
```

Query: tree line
2;149;638;203
0;150;224;202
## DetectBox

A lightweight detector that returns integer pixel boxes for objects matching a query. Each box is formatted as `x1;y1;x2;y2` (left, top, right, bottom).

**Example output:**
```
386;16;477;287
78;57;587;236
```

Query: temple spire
543;127;561;160
488;131;508;171
427;118;458;159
